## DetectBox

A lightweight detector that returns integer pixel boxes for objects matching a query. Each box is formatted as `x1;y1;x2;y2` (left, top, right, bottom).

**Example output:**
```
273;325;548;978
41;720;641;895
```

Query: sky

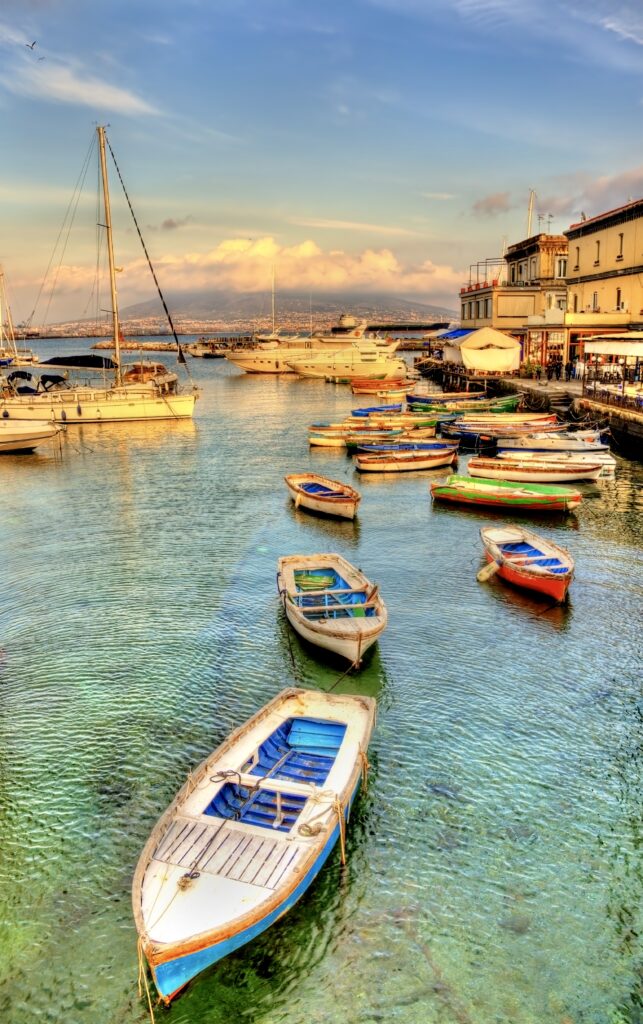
1;0;643;323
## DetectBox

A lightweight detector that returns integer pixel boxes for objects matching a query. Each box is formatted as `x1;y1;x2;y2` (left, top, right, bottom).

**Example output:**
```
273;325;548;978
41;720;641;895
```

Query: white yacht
286;340;407;380
225;317;399;374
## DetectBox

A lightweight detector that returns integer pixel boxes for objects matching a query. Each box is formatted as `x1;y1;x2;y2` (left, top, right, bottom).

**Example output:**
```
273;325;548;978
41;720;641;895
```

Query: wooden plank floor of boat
153;817;303;889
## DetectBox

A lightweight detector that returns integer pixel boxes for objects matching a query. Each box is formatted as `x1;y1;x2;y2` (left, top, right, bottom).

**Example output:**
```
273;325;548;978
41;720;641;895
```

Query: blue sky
1;0;643;321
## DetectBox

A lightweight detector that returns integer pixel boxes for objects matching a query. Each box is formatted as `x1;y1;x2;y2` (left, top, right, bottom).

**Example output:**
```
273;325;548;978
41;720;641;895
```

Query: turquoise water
0;344;641;1024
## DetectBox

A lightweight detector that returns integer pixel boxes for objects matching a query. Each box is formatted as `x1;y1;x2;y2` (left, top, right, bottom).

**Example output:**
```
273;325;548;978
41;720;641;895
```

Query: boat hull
151;782;361;1000
284;474;361;519
355;450;457;472
480;526;574;602
134;689;376;1002
0;420;60;452
467;457;603;482
0;389;197;422
483;551;571;602
430;475;582;512
277;554;387;665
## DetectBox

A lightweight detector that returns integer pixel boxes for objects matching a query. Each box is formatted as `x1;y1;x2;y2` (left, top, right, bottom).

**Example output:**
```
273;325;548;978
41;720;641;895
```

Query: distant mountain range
119;290;457;324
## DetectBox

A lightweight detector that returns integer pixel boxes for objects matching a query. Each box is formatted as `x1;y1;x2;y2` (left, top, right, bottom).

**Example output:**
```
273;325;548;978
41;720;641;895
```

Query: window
574;246;580;270
485;297;492;318
461;304;467;320
573;294;578;313
556;258;567;278
592;291;599;312
530;256;537;280
617;232;624;260
616;287;622;310
510;265;516;283
594;240;600;265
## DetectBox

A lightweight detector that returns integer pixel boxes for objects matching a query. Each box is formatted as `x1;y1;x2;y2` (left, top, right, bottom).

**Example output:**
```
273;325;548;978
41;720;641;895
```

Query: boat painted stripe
152;779;361;999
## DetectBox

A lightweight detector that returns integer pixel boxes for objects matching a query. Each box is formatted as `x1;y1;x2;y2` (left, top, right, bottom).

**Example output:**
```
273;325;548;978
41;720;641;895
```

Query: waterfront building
564;200;643;363
460;233;568;364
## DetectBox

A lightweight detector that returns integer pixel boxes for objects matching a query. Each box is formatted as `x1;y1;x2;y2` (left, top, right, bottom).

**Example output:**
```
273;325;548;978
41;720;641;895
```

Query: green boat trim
444;474;579;496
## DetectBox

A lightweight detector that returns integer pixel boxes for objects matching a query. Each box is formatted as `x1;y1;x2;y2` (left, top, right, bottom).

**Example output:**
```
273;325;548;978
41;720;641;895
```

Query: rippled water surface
1;342;642;1024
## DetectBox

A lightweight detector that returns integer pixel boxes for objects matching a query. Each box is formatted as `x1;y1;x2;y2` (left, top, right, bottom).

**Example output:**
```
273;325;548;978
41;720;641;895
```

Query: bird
25;40;37;49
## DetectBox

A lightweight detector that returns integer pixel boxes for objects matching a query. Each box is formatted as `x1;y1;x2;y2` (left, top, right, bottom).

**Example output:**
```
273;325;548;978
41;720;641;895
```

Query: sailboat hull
0;388;196;423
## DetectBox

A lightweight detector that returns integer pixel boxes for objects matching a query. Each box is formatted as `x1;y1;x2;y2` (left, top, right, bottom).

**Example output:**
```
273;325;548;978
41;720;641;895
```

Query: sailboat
0;268;39;367
0;128;197;424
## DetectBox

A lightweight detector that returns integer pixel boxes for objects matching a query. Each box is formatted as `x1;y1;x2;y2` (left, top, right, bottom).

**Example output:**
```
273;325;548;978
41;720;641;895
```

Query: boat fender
61;410;66;421
2;410;8;418
76;404;82;416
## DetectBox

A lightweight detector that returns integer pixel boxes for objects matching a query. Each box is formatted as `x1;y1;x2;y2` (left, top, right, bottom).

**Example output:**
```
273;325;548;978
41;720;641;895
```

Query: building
459;234;568;365
564;199;643;362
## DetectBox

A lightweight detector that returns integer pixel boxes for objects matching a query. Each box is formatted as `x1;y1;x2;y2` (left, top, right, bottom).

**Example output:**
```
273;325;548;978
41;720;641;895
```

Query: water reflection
284;498;362;546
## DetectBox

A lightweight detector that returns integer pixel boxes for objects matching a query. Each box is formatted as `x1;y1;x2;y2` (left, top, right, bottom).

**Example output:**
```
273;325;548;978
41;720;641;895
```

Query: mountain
118;290;457;325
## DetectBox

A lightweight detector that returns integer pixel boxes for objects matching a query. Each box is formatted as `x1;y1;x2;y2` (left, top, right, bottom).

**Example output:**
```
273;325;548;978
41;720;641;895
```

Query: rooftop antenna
537;213;544;232
547;213;553;232
527;189;536;237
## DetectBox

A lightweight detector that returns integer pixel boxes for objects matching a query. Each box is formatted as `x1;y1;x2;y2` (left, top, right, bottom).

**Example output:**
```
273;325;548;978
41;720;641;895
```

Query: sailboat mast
271;263;276;335
97;126;122;385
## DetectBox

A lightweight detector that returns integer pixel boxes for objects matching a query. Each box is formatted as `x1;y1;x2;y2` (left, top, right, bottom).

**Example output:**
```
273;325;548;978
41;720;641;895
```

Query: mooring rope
137;938;157;1024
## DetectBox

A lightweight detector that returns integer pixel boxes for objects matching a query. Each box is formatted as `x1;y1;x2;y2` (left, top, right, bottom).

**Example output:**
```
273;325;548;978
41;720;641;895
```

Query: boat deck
153;817;302;889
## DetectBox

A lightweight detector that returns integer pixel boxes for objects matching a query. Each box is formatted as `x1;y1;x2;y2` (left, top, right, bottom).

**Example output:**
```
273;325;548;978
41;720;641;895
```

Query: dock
416;357;643;453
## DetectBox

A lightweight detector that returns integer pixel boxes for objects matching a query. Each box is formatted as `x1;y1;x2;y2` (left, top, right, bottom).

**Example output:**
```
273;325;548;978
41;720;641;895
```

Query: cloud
0;28;159;116
421;192;456;201
472;191;513;216
288;217;420;237
539;166;643;221
0;59;159;114
25;236;463;312
147;216;195;232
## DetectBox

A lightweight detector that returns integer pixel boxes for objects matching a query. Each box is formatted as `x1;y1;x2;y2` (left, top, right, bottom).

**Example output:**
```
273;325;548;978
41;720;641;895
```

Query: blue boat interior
291;567;374;619
204;717;347;832
501;542;569;574
351;403;402;416
300;482;347;498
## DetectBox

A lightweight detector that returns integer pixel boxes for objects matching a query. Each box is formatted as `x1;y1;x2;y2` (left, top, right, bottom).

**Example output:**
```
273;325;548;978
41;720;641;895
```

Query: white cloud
422;192;456;201
18;236;463;313
0;59;159;115
288;217;420;237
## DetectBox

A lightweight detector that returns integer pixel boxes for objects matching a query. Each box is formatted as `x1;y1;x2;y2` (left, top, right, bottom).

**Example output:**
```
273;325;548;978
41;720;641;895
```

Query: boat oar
477;560;501;583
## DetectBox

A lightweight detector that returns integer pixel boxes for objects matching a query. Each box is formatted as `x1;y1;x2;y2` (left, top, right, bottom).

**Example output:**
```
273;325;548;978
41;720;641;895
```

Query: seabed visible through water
0;341;641;1024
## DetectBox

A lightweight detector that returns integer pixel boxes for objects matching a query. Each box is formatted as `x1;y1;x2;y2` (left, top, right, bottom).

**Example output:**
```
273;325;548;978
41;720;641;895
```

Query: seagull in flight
25;40;37;49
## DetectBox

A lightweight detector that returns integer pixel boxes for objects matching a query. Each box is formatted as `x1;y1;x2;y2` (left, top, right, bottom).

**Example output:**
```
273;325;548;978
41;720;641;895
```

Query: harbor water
1;342;641;1024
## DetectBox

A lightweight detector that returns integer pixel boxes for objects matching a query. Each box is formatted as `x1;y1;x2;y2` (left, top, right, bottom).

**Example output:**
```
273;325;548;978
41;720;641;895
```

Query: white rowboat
133;688;376;1003
277;553;387;665
467;456;603;482
284;473;361;519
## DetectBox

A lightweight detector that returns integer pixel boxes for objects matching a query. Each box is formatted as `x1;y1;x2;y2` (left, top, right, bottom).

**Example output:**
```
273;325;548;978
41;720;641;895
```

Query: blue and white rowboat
133;688;376;1003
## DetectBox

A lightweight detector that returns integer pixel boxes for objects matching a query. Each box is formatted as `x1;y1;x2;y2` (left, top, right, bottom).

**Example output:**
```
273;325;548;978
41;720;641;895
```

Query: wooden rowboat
497;449;616;477
467;456;603;482
430;474;582;512
407;390;486;403
479;525;574;602
133;688;376;1003
351;404;403;416
351;378;408;394
285;473;361;519
277;553;387;665
355;449;457;472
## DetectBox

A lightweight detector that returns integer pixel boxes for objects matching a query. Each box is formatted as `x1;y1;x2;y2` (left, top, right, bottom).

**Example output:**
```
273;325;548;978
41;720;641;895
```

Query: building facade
457;202;643;368
564;199;643;362
460;234;568;365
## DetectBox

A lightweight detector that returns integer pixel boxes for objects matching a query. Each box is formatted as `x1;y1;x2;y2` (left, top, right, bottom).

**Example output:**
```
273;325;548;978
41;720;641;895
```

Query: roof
436;328;473;342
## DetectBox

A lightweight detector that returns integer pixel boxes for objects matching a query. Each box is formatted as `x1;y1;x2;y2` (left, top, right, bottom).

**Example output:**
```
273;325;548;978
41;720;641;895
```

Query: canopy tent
443;327;521;372
584;336;643;357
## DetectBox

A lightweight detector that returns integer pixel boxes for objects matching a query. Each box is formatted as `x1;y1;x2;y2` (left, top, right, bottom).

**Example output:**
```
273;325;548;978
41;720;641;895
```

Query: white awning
584;340;643;356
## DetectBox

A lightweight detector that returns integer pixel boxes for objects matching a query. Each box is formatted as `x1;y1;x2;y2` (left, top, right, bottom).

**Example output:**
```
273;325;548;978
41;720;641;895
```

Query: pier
416;357;643;452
